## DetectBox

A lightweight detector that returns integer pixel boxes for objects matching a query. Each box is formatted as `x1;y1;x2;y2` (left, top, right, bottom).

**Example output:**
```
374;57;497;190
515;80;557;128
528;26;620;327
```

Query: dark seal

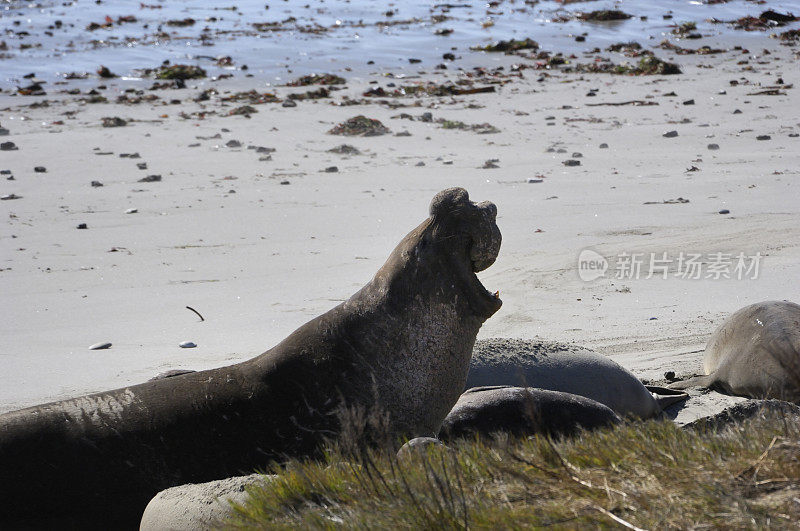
440;386;621;441
0;187;502;529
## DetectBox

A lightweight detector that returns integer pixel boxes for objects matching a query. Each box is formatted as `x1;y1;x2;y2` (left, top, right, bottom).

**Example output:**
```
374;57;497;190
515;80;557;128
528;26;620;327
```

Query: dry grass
220;407;800;529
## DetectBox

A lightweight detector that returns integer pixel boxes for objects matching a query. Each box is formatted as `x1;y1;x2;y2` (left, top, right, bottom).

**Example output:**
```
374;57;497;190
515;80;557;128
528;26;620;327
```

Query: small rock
91;180;104;187
664;371;676;380
482;159;499;169
599;143;609;149
415;161;425;166
324;166;339;173
707;143;719;150
683;99;695;105
0;127;9;136
279;180;290;185
282;100;297;108
34;166;47;173
102;116;127;127
136;162;147;170
1;193;22;200
138;175;162;183
572;152;583;158
77;223;88;229
0;170;11;175
662;130;678;138
179;341;197;348
733;109;742;114
756;135;771;141
443;159;454;165
719;209;730;214
562;159;581;166
125;208;138;214
575;35;586;42
0;142;18;151
225;140;241;148
527;178;543;184
89;342;112;350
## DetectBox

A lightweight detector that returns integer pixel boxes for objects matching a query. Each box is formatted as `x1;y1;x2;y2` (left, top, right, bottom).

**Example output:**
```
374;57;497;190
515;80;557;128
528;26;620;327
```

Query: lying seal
669;301;800;401
440;386;620;441
0;187;502;528
140;473;270;531
467;338;687;419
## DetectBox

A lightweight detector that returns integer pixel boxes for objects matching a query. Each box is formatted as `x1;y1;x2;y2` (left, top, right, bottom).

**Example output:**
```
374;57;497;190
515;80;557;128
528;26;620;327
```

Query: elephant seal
140;473;270;531
0;187;502;528
439;386;620;441
466;338;687;419
669;301;800;401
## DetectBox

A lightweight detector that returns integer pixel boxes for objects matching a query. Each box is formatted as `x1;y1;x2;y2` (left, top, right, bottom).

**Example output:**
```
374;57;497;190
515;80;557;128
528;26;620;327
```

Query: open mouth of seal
471;259;502;310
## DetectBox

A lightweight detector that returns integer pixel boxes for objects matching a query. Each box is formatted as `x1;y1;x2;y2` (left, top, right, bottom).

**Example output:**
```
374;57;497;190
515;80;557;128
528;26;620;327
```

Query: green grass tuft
221;409;800;529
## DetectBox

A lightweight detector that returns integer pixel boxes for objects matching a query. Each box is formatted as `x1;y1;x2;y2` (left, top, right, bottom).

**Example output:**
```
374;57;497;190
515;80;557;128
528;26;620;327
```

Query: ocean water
1;0;798;86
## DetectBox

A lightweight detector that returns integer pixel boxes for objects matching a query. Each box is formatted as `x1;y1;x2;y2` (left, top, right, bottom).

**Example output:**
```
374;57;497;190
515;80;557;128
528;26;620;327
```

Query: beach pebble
527;178;544;184
225;140;241;148
599;143;609;148
719;209;730;214
707;143;719;150
88;342;112;350
662;130;678;138
125;208;138;214
76;223;88;229
0;170;11;175
756;135;771;141
664;371;676;381
138;175;162;183
415;161;425;166
34;166;47;173
733;109;742;114
1;194;22;200
443;159;453;165
683;99;695;105
0;127;9;136
562;159;581;166
179;341;197;348
324;166;338;173
280;180;290;185
1;141;19;151
571;152;582;158
91;180;103;187
136;162;147;170
282;100;297;108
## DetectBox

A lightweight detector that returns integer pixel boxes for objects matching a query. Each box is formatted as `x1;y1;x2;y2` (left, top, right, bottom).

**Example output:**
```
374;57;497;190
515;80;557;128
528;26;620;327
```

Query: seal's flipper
645;385;690;410
665;374;714;391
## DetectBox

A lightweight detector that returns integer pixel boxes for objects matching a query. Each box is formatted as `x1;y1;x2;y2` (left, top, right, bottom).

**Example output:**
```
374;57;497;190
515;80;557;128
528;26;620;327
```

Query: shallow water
1;0;798;85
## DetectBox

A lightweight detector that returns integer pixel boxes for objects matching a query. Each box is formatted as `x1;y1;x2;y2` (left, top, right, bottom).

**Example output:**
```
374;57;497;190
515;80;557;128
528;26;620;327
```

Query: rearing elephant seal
669;300;800;401
0;187;502;528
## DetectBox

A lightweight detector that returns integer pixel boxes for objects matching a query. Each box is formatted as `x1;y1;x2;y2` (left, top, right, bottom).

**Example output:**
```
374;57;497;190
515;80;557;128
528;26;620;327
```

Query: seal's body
0;188;502;528
669;301;800;401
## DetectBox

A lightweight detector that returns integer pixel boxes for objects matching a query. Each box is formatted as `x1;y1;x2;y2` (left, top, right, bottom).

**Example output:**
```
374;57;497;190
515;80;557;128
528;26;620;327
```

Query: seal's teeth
493;290;500;299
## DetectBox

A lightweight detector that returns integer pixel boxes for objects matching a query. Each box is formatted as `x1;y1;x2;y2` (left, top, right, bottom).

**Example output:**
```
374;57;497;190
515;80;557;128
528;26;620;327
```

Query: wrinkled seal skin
0;187;502;529
669;301;800;401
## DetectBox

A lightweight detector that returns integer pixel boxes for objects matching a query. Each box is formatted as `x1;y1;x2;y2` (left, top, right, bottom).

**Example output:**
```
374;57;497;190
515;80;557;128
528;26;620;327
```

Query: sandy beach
2;5;799;426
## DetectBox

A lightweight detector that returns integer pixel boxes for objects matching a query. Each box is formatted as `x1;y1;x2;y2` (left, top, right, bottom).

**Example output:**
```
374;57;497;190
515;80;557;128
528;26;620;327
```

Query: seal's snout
470;201;501;273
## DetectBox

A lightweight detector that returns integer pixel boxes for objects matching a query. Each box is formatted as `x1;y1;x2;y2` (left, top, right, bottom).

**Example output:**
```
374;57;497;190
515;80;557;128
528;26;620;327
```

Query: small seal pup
440;386;621;440
0;187;502;528
669;300;800;401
